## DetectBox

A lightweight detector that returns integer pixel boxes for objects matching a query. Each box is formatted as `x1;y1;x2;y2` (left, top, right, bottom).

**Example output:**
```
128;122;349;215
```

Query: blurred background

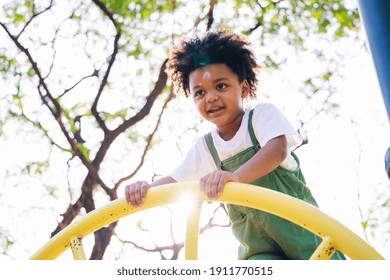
0;0;388;260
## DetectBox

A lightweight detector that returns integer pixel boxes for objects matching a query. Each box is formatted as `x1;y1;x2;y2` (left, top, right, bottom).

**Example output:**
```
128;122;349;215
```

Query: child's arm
200;135;287;200
236;134;288;182
125;176;176;207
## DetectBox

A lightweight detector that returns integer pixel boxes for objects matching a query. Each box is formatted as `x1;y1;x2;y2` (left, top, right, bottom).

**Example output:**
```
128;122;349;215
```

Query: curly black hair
166;30;260;98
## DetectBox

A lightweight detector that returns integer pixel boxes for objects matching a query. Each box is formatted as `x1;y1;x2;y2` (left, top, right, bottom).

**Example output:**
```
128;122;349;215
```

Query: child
125;30;345;260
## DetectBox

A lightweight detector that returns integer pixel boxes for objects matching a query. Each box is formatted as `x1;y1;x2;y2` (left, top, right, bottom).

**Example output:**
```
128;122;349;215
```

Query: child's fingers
213;172;227;199
199;174;208;193
207;172;219;200
125;181;150;207
200;173;213;199
132;185;142;206
216;175;225;198
200;171;226;200
209;173;221;200
125;184;138;205
140;183;149;203
135;182;149;206
125;185;131;205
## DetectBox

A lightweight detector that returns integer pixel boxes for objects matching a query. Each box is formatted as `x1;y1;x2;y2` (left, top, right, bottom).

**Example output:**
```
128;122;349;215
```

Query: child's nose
206;91;219;102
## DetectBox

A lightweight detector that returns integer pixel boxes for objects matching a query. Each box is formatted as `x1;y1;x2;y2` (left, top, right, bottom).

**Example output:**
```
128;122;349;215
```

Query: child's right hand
125;181;150;207
200;170;239;200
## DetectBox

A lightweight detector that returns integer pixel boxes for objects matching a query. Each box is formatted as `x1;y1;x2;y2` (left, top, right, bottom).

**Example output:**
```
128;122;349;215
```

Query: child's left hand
200;170;239;200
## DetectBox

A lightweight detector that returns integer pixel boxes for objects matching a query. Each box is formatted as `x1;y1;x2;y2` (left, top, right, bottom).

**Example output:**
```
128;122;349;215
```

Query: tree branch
90;0;121;133
91;222;118;259
90;30;120;133
89;56;169;175
116;203;230;260
112;59;169;138
91;0;118;27
58;70;99;98
51;197;84;237
20;111;71;153
1;21;102;175
199;203;231;234
1;22;60;118
16;0;54;39
114;89;174;190
193;0;216;30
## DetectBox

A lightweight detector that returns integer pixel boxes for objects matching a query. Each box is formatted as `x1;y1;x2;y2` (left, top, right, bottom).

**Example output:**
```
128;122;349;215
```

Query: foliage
1;0;385;260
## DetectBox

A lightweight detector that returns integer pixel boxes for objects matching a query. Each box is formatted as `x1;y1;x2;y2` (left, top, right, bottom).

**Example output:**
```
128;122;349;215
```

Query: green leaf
323;72;331;81
27;67;35;77
313;9;324;21
76;143;91;162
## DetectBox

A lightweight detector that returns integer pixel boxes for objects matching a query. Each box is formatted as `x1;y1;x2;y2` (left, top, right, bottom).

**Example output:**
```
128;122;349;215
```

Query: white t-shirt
169;103;302;181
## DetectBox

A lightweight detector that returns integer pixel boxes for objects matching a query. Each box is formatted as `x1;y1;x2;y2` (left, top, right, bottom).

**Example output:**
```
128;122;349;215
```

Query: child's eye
194;90;205;97
216;83;227;90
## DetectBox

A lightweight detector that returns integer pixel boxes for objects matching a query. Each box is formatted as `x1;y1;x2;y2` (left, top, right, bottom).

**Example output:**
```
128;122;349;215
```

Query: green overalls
205;110;345;260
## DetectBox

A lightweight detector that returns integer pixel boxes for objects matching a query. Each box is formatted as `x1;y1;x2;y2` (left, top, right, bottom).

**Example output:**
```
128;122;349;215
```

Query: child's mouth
207;106;225;114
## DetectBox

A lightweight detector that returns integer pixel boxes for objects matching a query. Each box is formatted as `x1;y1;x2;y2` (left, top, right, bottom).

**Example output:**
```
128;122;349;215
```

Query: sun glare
177;192;200;214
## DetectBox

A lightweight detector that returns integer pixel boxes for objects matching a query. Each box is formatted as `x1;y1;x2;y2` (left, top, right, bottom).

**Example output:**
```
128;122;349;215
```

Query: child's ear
241;80;250;98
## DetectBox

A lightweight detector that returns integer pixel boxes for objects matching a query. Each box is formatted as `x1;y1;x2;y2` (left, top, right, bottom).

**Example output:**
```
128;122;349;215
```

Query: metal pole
357;0;390;122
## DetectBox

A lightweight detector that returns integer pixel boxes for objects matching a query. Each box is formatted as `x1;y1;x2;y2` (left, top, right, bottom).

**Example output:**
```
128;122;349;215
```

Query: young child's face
189;63;249;139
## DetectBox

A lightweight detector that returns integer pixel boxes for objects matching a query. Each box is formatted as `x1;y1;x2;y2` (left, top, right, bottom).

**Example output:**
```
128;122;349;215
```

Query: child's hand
125;181;150;207
200;170;239;200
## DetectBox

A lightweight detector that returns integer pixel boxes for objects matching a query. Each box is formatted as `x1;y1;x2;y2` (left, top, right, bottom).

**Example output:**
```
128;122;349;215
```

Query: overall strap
204;109;260;169
248;109;261;150
205;133;222;170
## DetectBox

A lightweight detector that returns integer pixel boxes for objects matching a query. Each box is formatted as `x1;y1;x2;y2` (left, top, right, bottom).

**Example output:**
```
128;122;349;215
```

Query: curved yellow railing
30;182;384;260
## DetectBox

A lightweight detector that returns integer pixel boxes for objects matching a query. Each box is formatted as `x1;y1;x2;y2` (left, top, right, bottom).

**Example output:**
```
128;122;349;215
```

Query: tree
2;0;382;260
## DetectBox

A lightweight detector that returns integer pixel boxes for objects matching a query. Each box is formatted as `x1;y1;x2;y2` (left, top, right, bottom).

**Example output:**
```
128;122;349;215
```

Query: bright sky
0;2;389;262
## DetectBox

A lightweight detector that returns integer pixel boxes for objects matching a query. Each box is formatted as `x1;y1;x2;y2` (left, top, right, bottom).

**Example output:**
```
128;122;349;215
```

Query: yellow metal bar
219;182;384;260
30;183;194;260
185;200;203;260
310;236;336;260
30;182;385;260
69;236;87;260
